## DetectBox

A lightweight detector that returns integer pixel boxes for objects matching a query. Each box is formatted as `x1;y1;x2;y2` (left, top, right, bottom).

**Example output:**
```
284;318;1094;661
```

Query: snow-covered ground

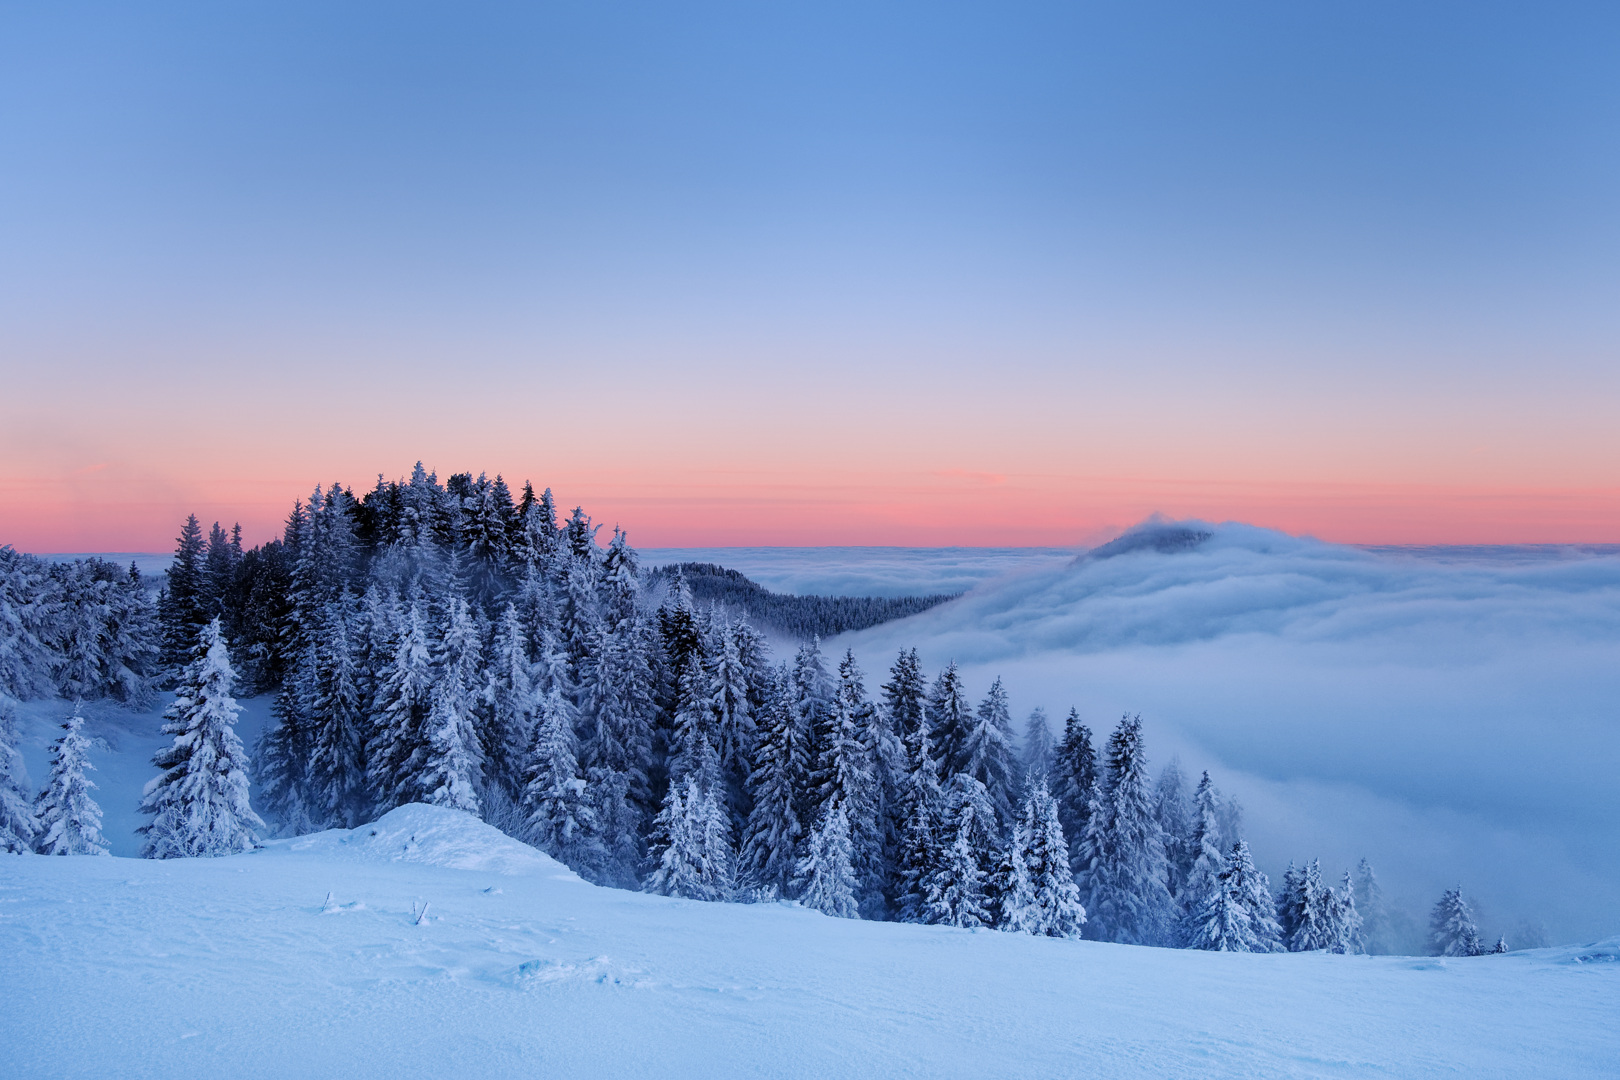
5;804;1616;1080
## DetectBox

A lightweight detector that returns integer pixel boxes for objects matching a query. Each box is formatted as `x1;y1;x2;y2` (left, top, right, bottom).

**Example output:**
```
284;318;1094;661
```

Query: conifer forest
1;465;1500;957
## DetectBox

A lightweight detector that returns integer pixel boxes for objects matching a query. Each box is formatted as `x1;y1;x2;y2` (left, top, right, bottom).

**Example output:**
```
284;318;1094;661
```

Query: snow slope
832;522;1620;944
4;805;1616;1080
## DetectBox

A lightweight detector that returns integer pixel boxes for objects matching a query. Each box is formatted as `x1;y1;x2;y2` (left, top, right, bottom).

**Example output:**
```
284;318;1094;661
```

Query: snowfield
3;805;1616;1080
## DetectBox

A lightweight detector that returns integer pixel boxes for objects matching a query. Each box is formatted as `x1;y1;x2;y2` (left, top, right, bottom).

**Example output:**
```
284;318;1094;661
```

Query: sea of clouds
787;523;1620;946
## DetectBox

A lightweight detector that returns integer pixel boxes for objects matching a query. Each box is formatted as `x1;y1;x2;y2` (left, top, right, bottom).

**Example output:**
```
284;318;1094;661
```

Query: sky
3;1;1619;551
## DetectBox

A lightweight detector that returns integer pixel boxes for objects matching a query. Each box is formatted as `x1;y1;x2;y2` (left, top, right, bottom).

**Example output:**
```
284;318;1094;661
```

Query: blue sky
3;2;1618;548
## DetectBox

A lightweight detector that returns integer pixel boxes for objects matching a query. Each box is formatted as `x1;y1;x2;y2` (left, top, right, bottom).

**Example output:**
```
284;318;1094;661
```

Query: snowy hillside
833;522;1620;943
5;804;1617;1080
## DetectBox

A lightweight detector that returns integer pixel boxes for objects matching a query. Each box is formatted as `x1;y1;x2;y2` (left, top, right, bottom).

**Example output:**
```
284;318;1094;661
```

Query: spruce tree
646;777;734;902
140;619;264;858
521;685;605;878
0;697;40;853
740;669;807;897
1354;858;1394;954
485;603;538;802
1052;708;1097;868
367;602;435;811
795;802;860;919
306;596;366;828
894;719;944;922
1283;859;1335;951
1153;759;1192;899
961;676;1018;825
925;775;998;928
34;704;109;855
420;597;485;813
925;662;973;775
1327;870;1363;954
1020;707;1055;792
1177;771;1225;936
157;515;208;679
0;547;56;701
1001;783;1085;938
1185;840;1281;952
1076;715;1174;945
1430;887;1486;957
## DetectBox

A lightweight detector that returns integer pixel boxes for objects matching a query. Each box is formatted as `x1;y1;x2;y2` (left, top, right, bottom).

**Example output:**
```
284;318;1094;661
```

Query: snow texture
1;804;1616;1079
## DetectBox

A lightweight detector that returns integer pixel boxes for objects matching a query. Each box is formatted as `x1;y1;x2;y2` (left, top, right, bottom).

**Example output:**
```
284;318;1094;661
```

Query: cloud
828;521;1620;944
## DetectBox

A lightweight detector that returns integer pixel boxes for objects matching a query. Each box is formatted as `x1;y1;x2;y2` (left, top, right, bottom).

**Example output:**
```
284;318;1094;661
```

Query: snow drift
3;807;1616;1080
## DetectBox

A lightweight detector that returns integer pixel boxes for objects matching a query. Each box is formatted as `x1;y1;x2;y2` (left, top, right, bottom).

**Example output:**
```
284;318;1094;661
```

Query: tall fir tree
1354;858;1395;955
1153;759;1193;900
961;677;1019;826
366;603;435;811
739;668;807;898
1280;859;1336;951
1052;708;1097;870
157;515;208;680
521;685;606;878
139;619;264;858
1430;887;1486;957
795;802;860;919
1021;707;1055;792
924;775;998;928
1076;715;1174;945
646;776;734;902
1176;770;1225;936
925;662;974;776
1001;782;1086;938
34;704;109;855
1184;840;1282;952
420;596;485;813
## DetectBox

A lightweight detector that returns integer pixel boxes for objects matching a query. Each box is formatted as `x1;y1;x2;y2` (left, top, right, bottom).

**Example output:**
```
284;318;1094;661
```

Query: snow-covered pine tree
1327;870;1363;954
739;668;807;898
1491;935;1509;954
1001;782;1085;938
795;802;860;919
419;596;485;813
670;652;721;791
808;651;882;907
646;776;734;902
520;685;605;878
1353;858;1394;954
925;774;999;928
139;619;264;858
1283;859;1335;952
791;637;834;771
157;514;208;679
1176;770;1225;938
1076;714;1174;945
1184;839;1281;952
1430;887;1486;957
306;595;366;829
925;662;973;777
881;648;927;745
707;619;755;811
0;697;40;852
367;601;435;812
1052;708;1097;870
1153;759;1192;900
0;547;56;702
34;704;109;855
961;676;1018;825
484;602;537;804
1021;707;1055;792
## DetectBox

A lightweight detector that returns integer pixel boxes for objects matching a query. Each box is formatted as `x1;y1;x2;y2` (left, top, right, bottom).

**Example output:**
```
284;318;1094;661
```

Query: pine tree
139;619;264;858
520;685;605;878
795;802;860;919
1176;770;1225;937
1021;707;1055;792
0;546;56;701
484;603;537;802
420;596;485;813
1076;714;1174;945
1001;783;1085;938
367;603;435;811
961;676;1018;825
1430;887;1486;957
670;652;720;791
1283;859;1335;951
1327;870;1363;954
34;704;109;855
1153;759;1192;900
925;662;973;775
739;669;807;897
894;722;944;922
306;595;366;828
646;777;733;902
1354;858;1394;955
809;651;882;906
925;775;998;928
1184;840;1282;952
0;697;40;852
157;515;208;679
1052;708;1097;869
880;648;927;745
707;619;756;810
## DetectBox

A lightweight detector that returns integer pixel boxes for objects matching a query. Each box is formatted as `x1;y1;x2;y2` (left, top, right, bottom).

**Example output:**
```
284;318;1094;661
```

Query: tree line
0;465;1507;955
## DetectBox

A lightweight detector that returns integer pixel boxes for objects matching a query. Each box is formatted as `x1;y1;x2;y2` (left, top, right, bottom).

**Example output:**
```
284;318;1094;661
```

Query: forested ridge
647;562;956;640
0;465;1501;955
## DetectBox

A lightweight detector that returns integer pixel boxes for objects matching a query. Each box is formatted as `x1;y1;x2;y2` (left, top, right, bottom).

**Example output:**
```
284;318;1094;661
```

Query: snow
2;805;1616;1079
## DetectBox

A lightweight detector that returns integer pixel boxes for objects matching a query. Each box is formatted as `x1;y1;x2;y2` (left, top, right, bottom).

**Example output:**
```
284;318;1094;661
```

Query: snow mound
277;803;580;880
